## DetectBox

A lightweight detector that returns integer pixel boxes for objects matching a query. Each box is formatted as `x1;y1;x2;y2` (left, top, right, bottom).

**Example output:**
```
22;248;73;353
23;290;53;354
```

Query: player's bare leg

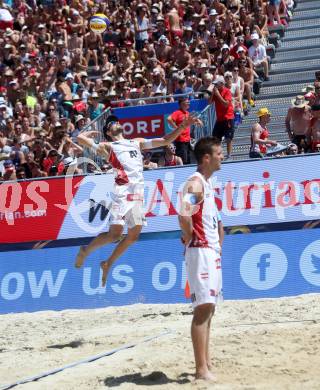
100;225;142;287
191;303;217;381
206;308;215;371
75;225;123;268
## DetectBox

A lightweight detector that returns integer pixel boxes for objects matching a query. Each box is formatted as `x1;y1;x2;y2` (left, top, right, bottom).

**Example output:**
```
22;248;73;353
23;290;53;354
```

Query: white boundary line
0;331;172;390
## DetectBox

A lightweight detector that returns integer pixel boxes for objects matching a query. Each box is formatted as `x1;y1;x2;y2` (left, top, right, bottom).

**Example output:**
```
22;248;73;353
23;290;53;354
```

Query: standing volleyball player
75;115;199;286
179;137;224;381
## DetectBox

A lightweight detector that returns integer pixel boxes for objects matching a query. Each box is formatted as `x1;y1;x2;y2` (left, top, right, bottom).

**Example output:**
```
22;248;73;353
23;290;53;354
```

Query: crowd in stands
0;0;303;181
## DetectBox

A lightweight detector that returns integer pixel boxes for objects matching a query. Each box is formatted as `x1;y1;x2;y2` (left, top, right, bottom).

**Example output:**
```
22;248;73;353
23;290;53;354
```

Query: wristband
143;140;153;149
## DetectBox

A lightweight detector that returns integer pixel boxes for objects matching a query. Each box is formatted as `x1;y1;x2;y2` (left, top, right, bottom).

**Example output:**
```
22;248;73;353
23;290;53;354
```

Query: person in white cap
248;32;269;81
285;95;312;152
217;44;234;74
210;75;235;159
75;113;200;287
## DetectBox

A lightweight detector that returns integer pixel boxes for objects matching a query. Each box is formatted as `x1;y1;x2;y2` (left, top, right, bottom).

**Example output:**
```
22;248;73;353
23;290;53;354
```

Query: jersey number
129;150;138;158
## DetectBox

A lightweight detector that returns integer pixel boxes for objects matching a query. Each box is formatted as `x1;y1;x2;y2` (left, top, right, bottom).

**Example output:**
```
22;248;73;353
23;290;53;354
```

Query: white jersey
108;139;144;190
188;172;220;250
108;139;146;228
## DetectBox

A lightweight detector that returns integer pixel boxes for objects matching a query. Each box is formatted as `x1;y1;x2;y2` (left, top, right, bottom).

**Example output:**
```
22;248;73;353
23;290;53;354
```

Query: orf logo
240;243;287;290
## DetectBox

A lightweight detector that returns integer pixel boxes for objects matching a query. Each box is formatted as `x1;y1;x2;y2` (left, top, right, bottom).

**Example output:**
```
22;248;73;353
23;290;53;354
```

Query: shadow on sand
104;371;191;387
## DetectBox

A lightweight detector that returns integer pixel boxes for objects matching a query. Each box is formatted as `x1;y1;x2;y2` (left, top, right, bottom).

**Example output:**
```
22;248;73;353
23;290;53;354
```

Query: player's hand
180;113;199;128
181;234;192;246
195;118;203;127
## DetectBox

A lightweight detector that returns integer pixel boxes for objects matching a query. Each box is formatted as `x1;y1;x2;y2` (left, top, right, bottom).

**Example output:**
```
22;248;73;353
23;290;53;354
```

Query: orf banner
113;99;208;138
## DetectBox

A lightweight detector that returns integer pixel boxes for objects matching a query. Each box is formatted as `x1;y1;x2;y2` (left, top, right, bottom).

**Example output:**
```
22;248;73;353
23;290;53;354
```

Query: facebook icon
240;243;287;290
257;254;271;281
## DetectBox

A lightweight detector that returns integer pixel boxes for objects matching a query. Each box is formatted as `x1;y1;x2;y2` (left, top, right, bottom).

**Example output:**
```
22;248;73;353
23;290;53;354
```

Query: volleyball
89;14;110;34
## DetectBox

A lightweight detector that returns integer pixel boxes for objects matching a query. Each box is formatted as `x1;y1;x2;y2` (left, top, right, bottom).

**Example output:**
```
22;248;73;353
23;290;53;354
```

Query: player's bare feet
195;370;216;381
100;261;111;287
75;246;87;268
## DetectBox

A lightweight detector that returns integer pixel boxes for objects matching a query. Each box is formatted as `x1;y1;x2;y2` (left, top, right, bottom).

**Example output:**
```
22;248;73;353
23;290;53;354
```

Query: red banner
0;177;82;244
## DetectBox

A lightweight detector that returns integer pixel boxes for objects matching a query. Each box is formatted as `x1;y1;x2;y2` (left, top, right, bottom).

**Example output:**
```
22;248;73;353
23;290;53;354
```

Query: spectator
0;0;278;180
285;96;311;152
286;143;298;155
249;108;277;158
167;97;192;164
158;143;183;167
210;76;234;159
238;54;255;108
42;149;64;175
225;71;242;113
134;4;150;52
248;33;269;81
142;150;158;170
174;77;193;99
268;0;282;26
308;105;320;152
312;82;320;105
88;92;104;121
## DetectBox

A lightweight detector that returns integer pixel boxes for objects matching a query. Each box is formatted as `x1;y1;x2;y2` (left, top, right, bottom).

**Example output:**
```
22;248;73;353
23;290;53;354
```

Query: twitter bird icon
300;240;320;287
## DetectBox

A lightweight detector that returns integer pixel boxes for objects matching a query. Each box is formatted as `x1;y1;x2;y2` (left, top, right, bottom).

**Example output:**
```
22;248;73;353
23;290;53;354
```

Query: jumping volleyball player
75;114;200;286
179;137;224;381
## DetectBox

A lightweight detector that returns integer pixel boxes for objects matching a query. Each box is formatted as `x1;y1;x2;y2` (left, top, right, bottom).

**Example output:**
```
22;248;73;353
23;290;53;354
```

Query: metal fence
80;107;111;171
192;103;216;140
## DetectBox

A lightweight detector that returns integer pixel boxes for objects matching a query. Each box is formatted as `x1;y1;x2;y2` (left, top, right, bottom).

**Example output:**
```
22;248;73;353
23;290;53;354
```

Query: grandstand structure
231;0;320;160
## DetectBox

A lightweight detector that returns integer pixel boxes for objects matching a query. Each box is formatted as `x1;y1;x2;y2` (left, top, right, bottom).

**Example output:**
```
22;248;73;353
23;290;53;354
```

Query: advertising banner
1;155;320;245
1;228;320;313
113;99;208;138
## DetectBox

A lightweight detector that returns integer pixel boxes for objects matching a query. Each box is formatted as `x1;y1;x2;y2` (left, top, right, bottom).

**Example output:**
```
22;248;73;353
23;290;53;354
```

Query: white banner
58;155;320;239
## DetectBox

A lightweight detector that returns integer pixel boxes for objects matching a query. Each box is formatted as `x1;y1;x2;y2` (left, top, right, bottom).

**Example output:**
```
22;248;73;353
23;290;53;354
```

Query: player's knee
111;233;122;242
193;304;214;325
109;226;123;242
126;232;140;244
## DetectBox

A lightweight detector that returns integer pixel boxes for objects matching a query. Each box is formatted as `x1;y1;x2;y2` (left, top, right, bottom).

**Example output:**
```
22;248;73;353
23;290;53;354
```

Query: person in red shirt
42;149;64;175
210;76;234;159
229;36;248;60
167;97;192;164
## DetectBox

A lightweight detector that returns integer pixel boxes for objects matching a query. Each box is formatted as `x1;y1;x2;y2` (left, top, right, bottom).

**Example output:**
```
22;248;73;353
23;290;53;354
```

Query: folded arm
77;131;110;158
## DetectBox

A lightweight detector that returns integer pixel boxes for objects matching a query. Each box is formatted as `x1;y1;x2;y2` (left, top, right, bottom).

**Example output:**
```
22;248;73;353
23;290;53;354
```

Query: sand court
1;294;319;390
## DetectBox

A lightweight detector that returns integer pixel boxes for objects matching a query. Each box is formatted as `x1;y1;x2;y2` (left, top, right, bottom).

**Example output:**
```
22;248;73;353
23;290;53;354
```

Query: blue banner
113;99;208;120
1;228;320;313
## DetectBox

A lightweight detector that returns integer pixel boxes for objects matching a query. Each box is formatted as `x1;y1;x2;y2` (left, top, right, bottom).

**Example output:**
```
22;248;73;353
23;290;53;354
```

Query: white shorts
109;193;146;229
185;247;222;308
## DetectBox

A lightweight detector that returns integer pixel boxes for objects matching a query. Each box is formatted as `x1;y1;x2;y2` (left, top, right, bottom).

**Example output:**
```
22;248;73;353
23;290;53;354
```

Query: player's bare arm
77;131;111;159
137;114;201;150
178;177;204;244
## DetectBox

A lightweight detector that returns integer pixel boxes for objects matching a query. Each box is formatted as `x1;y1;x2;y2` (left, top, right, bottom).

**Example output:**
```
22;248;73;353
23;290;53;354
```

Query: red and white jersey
108;139;144;187
188;172;220;250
